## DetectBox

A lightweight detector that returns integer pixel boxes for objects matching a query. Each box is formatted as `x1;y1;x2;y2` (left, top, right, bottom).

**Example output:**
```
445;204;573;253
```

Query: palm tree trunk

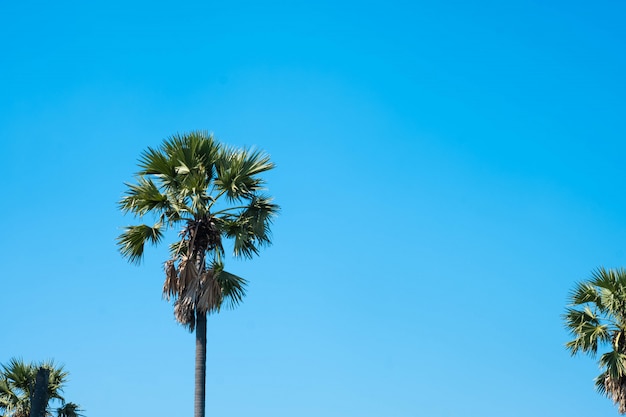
195;312;207;417
29;367;50;417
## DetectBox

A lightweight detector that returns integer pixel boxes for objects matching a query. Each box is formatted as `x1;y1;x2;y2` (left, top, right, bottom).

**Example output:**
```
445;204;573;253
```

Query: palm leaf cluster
0;358;83;417
117;131;278;329
565;267;626;413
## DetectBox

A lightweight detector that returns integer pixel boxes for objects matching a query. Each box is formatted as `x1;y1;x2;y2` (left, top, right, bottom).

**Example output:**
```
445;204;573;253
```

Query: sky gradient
2;1;626;416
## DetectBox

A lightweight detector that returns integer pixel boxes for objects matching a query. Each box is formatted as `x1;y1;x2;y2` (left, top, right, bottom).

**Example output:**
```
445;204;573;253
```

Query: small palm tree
0;358;83;417
117;131;278;417
564;267;626;413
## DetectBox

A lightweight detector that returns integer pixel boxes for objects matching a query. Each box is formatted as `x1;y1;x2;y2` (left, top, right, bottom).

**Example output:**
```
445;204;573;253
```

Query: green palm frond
220;217;261;259
212;260;248;310
564;307;610;355
242;194;279;238
564;305;602;331
56;402;84;417
591;267;622;293
170;135;205;175
0;375;21;413
569;282;602;306
595;371;609;395
215;147;275;201
161;131;220;177
138;145;177;177
168;238;187;259
0;377;13;398
600;350;626;379
189;191;209;217
119;177;170;217
589;268;626;315
117;223;164;264
217;196;278;259
2;358;33;394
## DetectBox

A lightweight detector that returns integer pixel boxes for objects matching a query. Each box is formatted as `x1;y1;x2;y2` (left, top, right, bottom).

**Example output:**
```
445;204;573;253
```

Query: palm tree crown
117;131;278;328
0;358;83;417
564;267;626;413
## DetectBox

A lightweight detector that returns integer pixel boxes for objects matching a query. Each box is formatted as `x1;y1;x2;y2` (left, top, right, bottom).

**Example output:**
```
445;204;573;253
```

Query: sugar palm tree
0;358;83;417
117;131;278;417
564;267;626;413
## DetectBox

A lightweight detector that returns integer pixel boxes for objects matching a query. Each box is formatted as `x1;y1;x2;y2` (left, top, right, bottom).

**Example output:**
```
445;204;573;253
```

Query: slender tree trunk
195;312;207;417
29;367;50;417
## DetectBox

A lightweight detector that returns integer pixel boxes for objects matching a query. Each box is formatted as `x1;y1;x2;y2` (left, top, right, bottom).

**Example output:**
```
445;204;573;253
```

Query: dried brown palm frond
163;255;202;297
196;269;222;314
178;256;200;295
168;264;232;327
174;296;196;330
163;260;178;300
603;373;626;414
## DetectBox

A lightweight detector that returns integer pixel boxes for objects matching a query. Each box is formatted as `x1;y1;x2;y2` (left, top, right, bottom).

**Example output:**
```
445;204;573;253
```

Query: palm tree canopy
0;359;83;417
565;267;626;413
117;131;279;329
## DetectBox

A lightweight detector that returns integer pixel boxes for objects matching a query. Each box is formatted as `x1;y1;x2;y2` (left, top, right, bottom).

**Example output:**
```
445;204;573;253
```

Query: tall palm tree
0;358;83;417
117;131;278;417
564;267;626;413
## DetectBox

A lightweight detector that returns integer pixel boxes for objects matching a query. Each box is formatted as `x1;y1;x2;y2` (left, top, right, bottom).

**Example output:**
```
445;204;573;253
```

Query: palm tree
0;358;83;417
117;131;278;417
564;267;626;413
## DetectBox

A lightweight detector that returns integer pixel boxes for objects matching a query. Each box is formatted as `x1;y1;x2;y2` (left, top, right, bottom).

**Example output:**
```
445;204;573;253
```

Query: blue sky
2;0;626;415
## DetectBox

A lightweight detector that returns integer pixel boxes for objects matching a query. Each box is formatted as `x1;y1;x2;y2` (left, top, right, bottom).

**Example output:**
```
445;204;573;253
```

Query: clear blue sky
2;0;626;415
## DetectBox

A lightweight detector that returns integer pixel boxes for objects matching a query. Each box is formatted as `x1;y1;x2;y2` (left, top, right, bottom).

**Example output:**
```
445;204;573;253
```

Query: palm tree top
117;131;279;328
0;358;83;417
118;131;278;264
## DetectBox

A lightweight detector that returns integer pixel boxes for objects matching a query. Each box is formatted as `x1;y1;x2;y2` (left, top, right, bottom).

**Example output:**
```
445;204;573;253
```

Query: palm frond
2;358;34;394
138;145;177;177
56;402;84;417
214;264;248;310
220;217;261;259
215;147;275;201
596;371;609;395
163;260;178;300
217;196;277;259
196;269;222;314
600;350;626;379
564;306;601;330
564;307;611;355
569;282;602;306
117;223;164;264
0;373;23;414
591;268;626;313
162;131;219;177
170;134;204;176
119;177;170;217
178;256;200;298
174;296;196;331
591;267;622;293
242;194;279;240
